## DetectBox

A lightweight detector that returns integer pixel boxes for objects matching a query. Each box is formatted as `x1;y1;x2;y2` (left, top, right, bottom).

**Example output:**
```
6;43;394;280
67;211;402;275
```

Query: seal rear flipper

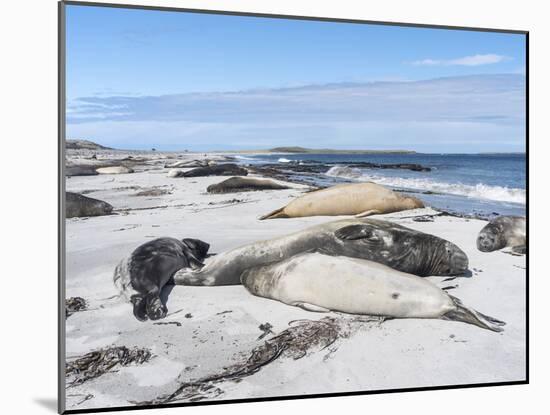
443;295;505;332
259;207;289;220
130;295;148;322
292;302;331;313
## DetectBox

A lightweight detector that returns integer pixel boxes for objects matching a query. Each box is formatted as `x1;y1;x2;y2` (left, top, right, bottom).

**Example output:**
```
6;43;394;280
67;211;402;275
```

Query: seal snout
446;243;469;275
476;232;495;252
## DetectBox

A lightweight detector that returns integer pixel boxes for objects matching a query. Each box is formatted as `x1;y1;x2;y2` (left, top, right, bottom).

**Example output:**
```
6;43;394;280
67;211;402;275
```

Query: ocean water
236;153;526;218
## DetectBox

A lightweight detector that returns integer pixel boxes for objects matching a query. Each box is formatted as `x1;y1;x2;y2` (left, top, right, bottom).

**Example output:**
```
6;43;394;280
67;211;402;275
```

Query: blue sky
65;4;526;152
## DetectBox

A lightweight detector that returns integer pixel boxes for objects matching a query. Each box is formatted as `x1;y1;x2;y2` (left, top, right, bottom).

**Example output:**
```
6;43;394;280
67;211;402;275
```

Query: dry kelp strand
66;346;153;387
66;297;87;318
135;316;384;405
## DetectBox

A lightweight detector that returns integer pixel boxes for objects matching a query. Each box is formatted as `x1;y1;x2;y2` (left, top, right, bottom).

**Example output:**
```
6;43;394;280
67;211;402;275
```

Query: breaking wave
325;165;525;205
278;157;292;163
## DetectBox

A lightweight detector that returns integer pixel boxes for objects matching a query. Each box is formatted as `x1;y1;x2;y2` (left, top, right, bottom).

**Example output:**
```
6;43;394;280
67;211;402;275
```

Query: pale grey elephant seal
66;192;113;218
241;253;504;332
116;219;468;320
171;218;468;284
260;182;424;219
96;166;134;174
477;216;526;254
207;177;290;194
113;237;210;321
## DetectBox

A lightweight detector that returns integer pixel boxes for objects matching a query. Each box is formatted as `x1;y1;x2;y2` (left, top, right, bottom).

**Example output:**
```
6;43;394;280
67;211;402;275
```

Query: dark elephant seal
113;237;210;321
66;192;113;218
173;163;248;178
207;177;290;194
477;216;526;254
116;219;468;320
241;253;504;332
65;166;99;177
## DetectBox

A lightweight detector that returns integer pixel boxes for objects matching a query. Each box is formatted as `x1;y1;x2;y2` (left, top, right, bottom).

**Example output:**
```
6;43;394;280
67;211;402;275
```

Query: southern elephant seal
259;182;424;219
164;159;214;168
113;237;210;321
65;166;99;177
477;216;526;254
172;163;248;178
241;253;504;332
96;166;134;174
171;218;467;283
66;192;113;218
207;177;290;194
116;219;468;320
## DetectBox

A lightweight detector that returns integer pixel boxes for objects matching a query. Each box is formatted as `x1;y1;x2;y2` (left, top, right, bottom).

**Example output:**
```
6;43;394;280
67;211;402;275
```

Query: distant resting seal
241;253;504;332
113;237;210;321
165;159;214;168
477;216;526;254
96;166;134;174
66;192;113;218
260;182;424;219
65;166;99;177
207;177;290;194
174;164;248;178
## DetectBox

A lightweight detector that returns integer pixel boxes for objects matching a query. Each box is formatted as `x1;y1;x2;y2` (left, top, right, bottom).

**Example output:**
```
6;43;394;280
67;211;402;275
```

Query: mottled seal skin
113;237;210;321
477;216;526;254
66;192;113;218
241;253;504;332
207;177;290;194
177;164;248;178
172;218;468;288
260;182;424;219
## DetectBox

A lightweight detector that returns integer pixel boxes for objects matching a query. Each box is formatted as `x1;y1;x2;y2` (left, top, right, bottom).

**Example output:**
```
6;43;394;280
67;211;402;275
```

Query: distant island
266;146;416;154
66;139;113;150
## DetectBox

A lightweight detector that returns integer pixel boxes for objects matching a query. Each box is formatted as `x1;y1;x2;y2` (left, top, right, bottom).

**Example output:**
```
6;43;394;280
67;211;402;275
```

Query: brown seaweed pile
65;297;87;318
66;346;153;387
135;315;384;405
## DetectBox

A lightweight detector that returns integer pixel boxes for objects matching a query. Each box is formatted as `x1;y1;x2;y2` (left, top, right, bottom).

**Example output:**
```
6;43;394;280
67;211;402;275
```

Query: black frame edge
58;1;67;414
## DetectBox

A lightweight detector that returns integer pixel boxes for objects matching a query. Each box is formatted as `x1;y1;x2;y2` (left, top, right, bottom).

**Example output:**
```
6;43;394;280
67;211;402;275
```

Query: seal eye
391;293;400;299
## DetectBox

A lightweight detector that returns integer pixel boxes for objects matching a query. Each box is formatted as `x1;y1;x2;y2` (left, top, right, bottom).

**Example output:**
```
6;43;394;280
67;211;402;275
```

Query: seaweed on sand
135;315;384;405
65;297;87;318
66;346;153;387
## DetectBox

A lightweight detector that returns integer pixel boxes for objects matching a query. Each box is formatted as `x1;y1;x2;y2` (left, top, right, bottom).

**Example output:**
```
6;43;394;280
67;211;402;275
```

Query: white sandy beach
63;150;526;411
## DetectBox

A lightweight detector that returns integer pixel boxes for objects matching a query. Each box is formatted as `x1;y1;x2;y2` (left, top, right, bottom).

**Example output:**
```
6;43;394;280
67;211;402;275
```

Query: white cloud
412;54;509;66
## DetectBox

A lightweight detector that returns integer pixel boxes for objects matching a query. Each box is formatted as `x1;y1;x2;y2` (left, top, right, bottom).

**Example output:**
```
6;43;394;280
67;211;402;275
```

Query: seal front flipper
292;302;331;313
334;224;378;241
355;209;381;218
512;245;527;255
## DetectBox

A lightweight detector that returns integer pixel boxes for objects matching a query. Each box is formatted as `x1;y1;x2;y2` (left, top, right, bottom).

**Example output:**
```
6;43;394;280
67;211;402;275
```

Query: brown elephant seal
241;253;504;332
207;177;290;194
66;192;113;218
259;182;424;219
477;215;526;254
113;237;210;321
